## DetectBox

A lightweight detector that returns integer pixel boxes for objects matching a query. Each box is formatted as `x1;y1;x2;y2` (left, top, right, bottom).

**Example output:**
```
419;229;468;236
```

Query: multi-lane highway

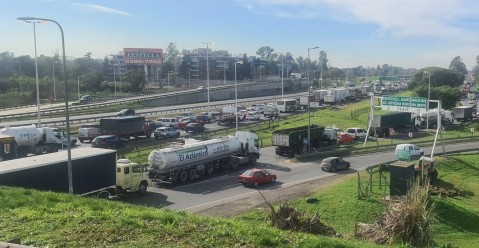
118;141;471;215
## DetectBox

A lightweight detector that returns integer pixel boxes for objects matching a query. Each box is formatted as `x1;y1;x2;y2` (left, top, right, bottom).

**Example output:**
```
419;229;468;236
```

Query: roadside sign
381;96;427;114
471;128;475;133
408;132;413;138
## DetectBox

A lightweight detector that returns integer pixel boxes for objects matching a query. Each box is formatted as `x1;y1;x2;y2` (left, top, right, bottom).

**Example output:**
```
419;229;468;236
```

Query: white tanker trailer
0;124;76;158
147;131;260;183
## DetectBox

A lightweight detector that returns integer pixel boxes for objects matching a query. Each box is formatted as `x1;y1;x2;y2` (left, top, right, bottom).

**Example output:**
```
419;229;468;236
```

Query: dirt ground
196;174;345;218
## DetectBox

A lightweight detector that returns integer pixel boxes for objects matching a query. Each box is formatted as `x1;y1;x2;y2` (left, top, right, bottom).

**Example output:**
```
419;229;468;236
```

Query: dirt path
196;174;345;218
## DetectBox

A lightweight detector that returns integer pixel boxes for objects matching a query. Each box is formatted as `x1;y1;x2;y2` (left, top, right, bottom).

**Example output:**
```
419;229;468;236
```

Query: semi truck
370;112;413;137
100;116;153;139
272;125;336;157
414;109;454;128
299;95;319;109
0;147;151;198
147;131;260;184
0;125;77;158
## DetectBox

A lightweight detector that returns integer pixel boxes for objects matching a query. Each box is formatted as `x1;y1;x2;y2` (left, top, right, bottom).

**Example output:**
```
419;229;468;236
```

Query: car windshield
241;170;256;177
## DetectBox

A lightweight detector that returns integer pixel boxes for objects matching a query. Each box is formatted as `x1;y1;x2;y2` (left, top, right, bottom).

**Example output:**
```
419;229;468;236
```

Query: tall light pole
345;59;350;83
77;75;84;100
156;67;161;93
425;71;431;130
319;52;323;89
235;60;243;131
201;42;214;109
18;16;73;194
19;19;42;127
281;53;284;98
53;61;57;101
307;46;319;153
189;69;193;89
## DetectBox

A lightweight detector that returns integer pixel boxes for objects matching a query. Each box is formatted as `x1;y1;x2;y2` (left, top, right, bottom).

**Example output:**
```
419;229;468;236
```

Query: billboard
123;48;163;65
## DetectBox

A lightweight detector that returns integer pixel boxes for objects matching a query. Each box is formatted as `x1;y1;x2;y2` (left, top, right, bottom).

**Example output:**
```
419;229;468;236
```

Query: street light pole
77;75;84;100
425;71;431;130
18;16;73;194
319;52;323;89
281;53;284;98
201;42;214;109
235;60;243;131
16;60;22;93
20;20;43;127
53;61;57;101
156;67;160;93
307;46;319;153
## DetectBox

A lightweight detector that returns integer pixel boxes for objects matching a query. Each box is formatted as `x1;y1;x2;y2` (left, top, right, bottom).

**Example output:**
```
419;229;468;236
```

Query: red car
238;168;277;187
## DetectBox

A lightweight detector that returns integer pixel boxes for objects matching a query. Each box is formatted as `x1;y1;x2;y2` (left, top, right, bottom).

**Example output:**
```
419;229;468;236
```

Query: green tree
409;67;463;109
449;56;468;77
123;69;146;93
256;46;275;61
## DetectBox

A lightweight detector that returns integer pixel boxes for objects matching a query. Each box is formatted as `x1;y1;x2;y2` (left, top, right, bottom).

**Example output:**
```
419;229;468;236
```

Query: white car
346;127;367;140
245;111;260;120
395;144;424;161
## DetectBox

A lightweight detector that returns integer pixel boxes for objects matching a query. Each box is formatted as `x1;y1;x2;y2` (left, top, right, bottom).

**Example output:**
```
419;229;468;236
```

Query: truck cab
0;134;17;161
116;159;151;195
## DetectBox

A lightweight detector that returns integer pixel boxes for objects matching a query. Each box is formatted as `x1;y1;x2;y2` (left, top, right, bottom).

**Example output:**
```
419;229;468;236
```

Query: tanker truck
0;124;77;158
147;131;260;184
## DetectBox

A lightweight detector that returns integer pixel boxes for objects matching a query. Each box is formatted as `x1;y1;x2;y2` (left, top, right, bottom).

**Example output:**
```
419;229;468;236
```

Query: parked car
337;133;354;144
237;168;277;187
91;135;129;149
79;95;93;104
116;108;135;117
154;127;180;139
185;123;206;133
175;112;195;121
320;157;350;172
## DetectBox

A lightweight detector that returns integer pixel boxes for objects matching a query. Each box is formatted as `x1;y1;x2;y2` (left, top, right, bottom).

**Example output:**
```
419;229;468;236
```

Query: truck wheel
138;182;147;195
178;170;188;183
231;158;240;170
188;169;197;180
97;191;110;199
79;138;84;143
250;156;257;165
205;164;214;175
146;132;152;139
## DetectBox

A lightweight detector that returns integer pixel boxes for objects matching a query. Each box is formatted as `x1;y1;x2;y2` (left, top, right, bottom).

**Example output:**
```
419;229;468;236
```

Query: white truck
147;131;260;184
414;109;454;128
299;95;319;109
0;125;77;158
290;73;302;79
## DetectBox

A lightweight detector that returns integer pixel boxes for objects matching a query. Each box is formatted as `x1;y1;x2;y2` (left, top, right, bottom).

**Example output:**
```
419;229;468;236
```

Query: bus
276;99;298;113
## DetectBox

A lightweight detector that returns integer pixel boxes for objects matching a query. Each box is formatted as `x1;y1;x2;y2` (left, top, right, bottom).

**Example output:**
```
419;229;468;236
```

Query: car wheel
155;136;159;140
254;181;259;187
166;134;170;139
271;177;276;183
332;166;337;172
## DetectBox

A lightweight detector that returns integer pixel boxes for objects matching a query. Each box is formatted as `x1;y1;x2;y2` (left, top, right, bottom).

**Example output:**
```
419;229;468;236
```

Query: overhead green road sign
381;96;427;114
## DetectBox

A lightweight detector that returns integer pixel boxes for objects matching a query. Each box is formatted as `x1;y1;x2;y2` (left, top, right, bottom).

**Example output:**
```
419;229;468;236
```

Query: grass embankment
1;153;478;247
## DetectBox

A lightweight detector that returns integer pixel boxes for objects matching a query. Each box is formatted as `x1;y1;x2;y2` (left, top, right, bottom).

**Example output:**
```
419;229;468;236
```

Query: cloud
72;3;131;16
237;0;479;44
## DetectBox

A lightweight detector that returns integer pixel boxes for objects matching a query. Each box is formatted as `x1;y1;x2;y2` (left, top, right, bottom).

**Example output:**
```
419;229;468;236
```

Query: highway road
120;141;472;214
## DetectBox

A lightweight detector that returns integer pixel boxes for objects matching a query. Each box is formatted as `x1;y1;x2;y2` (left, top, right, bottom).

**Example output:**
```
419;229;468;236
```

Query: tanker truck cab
116;159;151;195
234;131;260;158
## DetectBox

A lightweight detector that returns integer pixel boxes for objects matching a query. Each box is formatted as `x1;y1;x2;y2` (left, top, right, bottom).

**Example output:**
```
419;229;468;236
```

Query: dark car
185;123;206;133
320;157;350;172
238;168;277;187
91;135;129;149
196;115;212;124
116;108;135;117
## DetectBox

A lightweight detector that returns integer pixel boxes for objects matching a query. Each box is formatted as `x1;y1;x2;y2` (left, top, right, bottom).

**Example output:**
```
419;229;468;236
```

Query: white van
395;144;424;161
155;118;178;127
347;127;367;140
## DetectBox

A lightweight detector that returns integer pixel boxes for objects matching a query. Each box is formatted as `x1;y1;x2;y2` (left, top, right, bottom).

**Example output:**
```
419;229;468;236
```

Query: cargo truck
100;116;153;139
0;148;151;198
0;124;77;158
414;109;454;128
272;125;335;157
453;106;474;122
370;112;413;137
299;95;319;109
147;131;260;184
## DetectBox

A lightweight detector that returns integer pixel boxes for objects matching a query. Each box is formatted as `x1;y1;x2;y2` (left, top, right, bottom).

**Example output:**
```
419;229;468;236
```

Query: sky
2;0;479;70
